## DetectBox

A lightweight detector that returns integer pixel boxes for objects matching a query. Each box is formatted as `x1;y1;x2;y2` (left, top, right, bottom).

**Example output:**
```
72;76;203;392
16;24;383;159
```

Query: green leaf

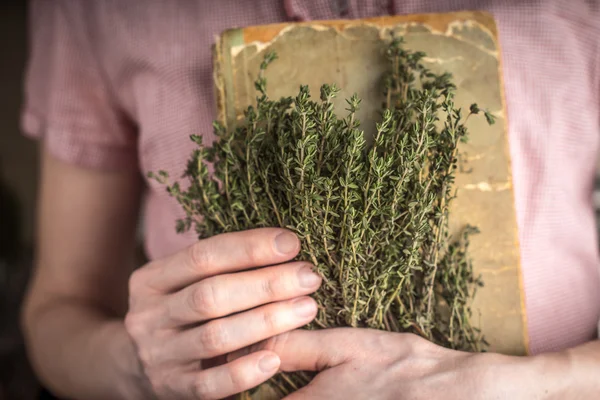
484;110;496;125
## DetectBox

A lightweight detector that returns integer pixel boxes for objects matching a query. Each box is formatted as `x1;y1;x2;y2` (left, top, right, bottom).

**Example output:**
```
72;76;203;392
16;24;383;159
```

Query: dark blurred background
1;2;40;399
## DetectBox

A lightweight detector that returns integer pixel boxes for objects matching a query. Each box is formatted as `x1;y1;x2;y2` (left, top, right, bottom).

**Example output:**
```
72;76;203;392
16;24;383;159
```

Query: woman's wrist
526;341;600;399
525;351;573;399
100;319;153;400
462;349;572;399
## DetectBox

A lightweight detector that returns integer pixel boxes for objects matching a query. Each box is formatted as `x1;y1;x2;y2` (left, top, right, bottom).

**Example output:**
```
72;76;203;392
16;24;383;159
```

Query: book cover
212;12;527;388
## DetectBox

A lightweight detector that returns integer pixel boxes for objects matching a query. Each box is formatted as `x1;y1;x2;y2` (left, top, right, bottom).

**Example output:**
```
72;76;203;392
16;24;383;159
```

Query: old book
212;10;527;392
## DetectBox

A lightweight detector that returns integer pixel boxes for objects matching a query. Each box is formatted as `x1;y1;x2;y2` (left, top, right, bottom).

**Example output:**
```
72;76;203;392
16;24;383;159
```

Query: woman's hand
124;228;322;399
234;328;571;400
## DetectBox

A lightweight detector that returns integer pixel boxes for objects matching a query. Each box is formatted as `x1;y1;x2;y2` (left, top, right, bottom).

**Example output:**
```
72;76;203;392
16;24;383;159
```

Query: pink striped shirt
21;0;600;355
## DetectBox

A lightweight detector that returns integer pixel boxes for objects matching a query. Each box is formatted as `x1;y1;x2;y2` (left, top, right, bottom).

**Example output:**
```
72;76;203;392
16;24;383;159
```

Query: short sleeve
20;0;137;170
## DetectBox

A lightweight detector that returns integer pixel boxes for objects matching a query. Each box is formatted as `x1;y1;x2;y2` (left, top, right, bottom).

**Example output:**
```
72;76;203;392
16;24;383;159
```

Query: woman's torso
74;0;600;354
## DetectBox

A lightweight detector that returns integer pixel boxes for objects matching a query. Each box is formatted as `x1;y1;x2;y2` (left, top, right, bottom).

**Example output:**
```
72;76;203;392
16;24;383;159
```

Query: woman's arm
553;339;600;398
21;147;324;400
21;147;145;399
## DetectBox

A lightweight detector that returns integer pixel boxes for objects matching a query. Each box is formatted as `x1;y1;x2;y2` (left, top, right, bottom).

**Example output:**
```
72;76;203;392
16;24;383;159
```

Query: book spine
212;36;227;128
212;28;245;131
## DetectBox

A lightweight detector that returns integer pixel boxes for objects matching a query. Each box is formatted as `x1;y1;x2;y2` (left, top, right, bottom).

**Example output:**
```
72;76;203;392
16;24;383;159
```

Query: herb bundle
151;36;494;396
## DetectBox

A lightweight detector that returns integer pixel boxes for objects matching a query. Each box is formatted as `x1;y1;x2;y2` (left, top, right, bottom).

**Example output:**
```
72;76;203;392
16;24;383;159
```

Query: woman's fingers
156;296;318;364
125;228;310;399
164;261;321;327
135;228;301;294
162;351;280;399
227;328;360;372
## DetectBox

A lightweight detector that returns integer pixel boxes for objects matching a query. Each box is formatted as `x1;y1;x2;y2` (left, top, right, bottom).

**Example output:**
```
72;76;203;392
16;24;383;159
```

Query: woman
20;1;600;398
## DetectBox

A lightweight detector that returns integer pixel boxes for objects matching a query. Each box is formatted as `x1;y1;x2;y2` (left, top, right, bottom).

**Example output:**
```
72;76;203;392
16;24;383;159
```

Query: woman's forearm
560;339;600;398
531;339;600;399
22;297;147;400
22;151;146;399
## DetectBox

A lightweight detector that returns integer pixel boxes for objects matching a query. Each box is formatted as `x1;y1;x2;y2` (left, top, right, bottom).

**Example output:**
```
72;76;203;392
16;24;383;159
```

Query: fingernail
293;297;317;318
258;354;280;373
274;231;298;254
298;265;321;288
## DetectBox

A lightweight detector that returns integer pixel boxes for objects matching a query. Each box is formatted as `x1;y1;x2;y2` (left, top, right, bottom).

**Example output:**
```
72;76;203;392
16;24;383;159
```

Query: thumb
228;328;358;372
278;328;357;372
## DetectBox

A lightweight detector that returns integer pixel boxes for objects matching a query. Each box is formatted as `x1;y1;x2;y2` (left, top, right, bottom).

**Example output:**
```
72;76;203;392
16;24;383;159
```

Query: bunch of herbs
150;36;495;396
